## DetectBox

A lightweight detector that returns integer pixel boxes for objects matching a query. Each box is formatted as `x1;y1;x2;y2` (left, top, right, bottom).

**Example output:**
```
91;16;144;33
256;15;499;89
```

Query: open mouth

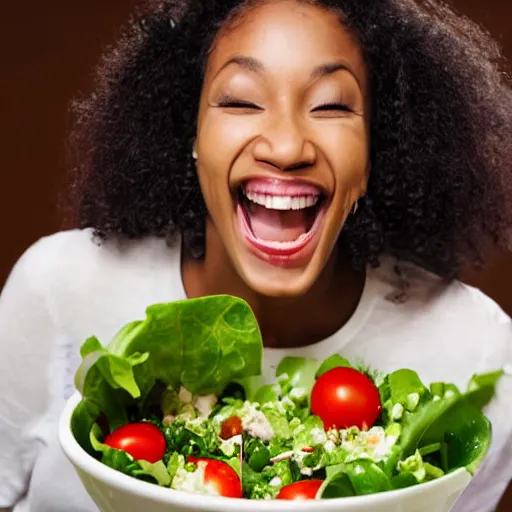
236;178;327;260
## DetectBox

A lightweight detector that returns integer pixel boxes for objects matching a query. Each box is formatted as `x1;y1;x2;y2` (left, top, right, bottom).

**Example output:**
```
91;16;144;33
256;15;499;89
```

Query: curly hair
68;0;512;279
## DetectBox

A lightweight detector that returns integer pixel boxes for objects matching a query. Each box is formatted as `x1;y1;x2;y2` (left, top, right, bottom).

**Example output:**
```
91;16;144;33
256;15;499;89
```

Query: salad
71;295;503;500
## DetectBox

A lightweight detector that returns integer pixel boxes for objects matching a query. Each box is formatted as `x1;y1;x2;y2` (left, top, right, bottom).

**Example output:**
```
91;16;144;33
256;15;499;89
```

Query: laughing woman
1;0;512;510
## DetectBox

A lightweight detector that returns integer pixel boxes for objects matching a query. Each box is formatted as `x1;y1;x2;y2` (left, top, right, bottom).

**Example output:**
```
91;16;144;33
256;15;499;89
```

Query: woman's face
195;0;369;297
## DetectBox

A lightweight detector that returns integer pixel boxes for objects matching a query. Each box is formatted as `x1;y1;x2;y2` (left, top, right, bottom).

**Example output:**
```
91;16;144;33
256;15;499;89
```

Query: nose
252;112;316;171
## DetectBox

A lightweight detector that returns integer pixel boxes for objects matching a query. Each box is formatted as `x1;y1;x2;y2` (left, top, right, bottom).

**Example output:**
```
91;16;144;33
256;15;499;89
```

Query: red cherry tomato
104;422;166;463
277;480;324;500
220;415;243;440
188;457;243;498
311;367;381;430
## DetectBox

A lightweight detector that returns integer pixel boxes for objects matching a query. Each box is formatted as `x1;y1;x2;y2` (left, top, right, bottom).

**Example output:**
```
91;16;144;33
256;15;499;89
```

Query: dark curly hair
68;0;512;279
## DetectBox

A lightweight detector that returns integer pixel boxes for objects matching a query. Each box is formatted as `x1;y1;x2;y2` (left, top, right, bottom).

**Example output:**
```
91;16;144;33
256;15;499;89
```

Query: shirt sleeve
0;239;57;507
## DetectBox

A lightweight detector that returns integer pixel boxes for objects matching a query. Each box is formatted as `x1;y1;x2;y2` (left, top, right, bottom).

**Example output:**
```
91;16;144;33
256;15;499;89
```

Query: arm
0;239;55;509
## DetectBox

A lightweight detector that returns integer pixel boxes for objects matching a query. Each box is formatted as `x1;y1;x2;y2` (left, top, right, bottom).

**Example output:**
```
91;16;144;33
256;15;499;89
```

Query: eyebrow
215;55;361;87
216;55;265;76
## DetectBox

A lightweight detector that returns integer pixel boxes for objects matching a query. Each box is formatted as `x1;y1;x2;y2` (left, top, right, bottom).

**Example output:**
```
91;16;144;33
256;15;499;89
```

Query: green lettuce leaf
276;357;318;394
89;423;171;486
72;295;263;442
107;296;263;395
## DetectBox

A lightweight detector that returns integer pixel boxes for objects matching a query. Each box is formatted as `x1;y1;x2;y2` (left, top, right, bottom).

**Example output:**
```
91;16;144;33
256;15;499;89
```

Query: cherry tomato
311;367;381;430
220;415;243;440
188;457;243;498
104;422;166;463
277;480;324;500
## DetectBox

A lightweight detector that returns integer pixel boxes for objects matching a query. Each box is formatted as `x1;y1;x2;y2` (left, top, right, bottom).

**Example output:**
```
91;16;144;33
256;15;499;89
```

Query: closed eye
311;103;352;113
217;100;263;110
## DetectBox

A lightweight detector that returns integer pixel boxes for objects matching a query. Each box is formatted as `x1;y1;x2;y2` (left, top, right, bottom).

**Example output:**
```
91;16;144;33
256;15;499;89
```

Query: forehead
205;0;366;87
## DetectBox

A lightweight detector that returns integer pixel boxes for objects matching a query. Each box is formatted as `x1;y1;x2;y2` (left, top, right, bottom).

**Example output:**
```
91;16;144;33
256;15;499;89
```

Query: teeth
244;190;319;210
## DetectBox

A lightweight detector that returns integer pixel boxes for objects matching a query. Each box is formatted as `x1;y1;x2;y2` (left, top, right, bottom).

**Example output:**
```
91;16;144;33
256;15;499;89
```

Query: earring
352;199;359;215
192;148;198;160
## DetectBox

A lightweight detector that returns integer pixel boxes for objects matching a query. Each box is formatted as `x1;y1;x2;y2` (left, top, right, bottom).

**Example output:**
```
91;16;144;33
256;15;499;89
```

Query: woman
0;0;511;510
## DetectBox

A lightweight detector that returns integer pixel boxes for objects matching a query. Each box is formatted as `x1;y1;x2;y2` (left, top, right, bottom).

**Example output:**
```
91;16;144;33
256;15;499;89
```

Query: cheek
195;113;259;221
197;112;259;181
319;123;369;188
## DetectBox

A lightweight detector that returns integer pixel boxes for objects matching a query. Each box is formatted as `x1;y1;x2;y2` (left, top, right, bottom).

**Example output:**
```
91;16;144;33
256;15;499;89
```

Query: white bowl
59;392;472;512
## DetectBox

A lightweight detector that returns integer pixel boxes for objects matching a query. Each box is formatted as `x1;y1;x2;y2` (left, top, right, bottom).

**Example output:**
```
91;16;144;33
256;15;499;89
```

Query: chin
233;247;332;299
243;273;316;298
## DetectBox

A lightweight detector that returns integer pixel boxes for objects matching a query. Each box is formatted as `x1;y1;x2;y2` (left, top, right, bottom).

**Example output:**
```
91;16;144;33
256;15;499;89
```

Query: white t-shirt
0;229;510;512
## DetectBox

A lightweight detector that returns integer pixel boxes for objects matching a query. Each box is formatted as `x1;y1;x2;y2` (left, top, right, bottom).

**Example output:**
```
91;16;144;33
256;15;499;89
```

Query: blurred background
0;0;511;315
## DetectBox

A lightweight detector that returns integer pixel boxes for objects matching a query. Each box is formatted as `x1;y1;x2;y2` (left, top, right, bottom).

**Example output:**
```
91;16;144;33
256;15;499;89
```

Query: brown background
0;0;511;316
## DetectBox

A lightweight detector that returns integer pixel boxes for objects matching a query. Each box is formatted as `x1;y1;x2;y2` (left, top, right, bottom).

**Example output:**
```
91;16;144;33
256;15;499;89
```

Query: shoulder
5;229;181;307
3;229;184;342
371;256;510;326
368;257;511;369
11;229;178;282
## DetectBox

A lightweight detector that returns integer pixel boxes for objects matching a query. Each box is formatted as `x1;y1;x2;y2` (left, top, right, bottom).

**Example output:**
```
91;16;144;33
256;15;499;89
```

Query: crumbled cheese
324;440;335;453
300;467;313;476
369;432;391;459
269;476;282;487
193;394;217;417
172;462;217;496
242;404;274;441
179;386;193;404
310;428;327;445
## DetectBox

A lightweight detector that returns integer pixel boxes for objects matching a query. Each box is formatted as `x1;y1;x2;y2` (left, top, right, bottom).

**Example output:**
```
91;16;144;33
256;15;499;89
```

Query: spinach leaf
320;471;356;498
379;369;429;423
387;369;429;410
418;400;491;476
320;459;391;498
315;354;353;378
465;370;504;409
395;370;501;476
